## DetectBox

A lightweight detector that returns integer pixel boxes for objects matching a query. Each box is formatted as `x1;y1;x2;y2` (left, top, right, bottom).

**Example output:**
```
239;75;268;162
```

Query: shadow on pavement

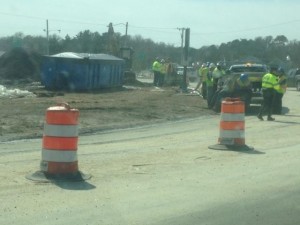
53;180;96;191
209;144;265;155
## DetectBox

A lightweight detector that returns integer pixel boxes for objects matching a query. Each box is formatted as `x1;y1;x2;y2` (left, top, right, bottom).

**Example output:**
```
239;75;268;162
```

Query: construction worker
195;63;209;99
194;63;204;91
232;73;252;111
164;57;174;85
209;72;249;112
152;57;161;87
257;65;278;121
273;67;287;114
159;59;167;87
212;62;225;93
210;73;234;112
213;73;252;112
206;63;216;108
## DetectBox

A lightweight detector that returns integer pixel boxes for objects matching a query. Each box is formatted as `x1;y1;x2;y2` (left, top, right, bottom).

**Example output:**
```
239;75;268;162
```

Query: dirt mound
0;47;42;86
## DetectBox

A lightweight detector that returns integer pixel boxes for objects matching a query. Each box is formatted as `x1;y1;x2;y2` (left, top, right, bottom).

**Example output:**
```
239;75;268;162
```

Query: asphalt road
1;88;300;225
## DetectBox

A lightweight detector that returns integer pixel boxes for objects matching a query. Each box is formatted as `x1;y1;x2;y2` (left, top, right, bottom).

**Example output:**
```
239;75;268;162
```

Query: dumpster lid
49;52;123;61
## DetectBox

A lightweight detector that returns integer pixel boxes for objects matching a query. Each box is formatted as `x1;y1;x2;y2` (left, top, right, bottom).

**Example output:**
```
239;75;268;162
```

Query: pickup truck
228;63;268;103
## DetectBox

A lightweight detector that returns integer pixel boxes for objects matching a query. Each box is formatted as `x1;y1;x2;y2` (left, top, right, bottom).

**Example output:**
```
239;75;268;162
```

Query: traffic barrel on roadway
209;98;252;151
26;103;90;182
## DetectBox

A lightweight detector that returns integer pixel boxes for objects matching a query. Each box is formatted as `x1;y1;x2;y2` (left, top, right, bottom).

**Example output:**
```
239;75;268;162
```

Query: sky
1;0;300;48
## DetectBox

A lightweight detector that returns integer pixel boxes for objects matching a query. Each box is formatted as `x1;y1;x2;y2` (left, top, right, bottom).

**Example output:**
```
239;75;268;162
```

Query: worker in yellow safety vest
158;59;167;87
257;65;278;121
152;57;161;87
195;63;209;99
273;67;287;114
212;62;226;93
206;63;216;108
211;73;253;113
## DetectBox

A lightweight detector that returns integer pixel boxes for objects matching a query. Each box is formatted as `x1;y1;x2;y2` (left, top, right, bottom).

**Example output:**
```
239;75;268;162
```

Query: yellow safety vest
212;68;224;79
199;67;209;82
160;64;167;75
274;75;287;94
262;73;277;89
152;61;161;72
206;71;214;86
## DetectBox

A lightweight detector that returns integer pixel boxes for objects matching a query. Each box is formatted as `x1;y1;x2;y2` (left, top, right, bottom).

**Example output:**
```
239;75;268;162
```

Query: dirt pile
0;47;41;86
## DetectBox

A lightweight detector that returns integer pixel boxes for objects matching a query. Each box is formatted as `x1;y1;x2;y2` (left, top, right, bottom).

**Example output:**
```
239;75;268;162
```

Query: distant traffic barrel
41;103;80;177
209;97;252;151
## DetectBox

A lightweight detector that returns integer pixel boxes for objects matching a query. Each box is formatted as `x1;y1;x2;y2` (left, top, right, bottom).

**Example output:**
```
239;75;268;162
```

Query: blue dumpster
41;52;125;91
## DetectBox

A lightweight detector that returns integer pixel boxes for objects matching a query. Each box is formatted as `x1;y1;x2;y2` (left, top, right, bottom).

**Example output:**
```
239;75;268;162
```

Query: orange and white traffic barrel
209;98;253;151
26;103;90;182
41;103;79;176
218;98;245;146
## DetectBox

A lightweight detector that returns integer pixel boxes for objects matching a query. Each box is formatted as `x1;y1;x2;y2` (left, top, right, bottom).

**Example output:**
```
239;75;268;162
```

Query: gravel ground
0;80;215;142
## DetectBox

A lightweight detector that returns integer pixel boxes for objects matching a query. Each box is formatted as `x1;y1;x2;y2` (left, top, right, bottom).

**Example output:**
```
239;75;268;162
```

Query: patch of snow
0;85;36;98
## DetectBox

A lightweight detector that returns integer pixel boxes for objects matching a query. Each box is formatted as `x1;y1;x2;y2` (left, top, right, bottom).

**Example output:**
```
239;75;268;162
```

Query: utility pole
125;22;128;46
46;19;49;55
181;28;190;92
111;22;128;47
177;27;185;48
177;27;186;65
44;19;61;55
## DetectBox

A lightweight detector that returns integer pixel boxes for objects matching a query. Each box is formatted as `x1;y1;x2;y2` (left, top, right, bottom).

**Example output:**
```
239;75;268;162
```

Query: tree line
0;30;299;73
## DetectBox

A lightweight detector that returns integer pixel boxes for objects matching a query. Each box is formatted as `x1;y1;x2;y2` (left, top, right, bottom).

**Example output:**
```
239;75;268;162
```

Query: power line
192;19;300;36
0;11;108;27
2;10;300;34
2;10;299;47
0;11;179;34
129;24;177;31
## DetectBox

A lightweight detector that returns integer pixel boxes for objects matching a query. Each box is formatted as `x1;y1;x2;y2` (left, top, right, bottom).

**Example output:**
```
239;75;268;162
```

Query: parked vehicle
287;68;300;91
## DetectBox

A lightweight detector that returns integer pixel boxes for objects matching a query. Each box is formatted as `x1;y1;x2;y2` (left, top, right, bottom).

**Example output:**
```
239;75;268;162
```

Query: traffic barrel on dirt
209;98;253;151
26;103;90;182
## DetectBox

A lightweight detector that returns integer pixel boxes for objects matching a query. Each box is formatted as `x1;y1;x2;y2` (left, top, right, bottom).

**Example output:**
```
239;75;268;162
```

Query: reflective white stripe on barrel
42;149;78;162
220;113;245;122
44;124;78;137
219;130;245;139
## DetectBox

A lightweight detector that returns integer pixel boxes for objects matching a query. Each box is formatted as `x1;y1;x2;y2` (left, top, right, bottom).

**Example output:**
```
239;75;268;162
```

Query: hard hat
240;73;249;81
216;62;223;69
209;63;215;68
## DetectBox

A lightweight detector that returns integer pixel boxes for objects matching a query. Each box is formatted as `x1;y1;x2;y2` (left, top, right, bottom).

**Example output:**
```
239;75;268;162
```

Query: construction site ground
1;76;300;225
0;77;217;142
